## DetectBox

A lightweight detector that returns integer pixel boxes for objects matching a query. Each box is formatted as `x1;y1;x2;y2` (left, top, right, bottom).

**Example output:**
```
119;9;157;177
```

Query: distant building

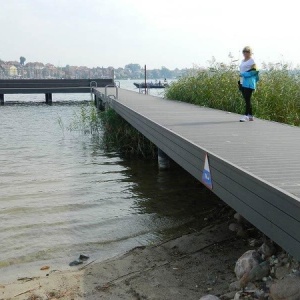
9;65;18;77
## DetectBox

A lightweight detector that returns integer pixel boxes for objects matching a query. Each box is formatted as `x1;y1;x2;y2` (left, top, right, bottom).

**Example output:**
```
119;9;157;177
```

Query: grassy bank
165;60;300;126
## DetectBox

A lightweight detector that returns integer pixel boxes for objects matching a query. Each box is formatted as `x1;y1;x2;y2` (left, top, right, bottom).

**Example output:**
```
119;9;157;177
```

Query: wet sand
1;222;250;300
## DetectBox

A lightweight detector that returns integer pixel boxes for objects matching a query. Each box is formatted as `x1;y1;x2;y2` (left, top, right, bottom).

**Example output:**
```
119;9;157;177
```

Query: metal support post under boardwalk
95;96;105;111
0;94;4;106
158;148;170;170
45;93;52;105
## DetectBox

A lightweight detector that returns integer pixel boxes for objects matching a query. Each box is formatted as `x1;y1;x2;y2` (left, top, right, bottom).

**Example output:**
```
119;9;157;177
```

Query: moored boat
133;81;169;89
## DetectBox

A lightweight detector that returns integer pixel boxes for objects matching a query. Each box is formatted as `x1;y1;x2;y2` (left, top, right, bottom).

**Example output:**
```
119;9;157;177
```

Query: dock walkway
93;87;300;260
0;79;113;104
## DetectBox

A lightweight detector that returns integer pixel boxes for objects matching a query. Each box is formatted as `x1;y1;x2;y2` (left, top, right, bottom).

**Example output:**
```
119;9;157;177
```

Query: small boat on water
133;81;169;89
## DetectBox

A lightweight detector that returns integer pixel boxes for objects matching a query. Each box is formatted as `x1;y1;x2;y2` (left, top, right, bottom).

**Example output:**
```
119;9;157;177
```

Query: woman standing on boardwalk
239;46;259;122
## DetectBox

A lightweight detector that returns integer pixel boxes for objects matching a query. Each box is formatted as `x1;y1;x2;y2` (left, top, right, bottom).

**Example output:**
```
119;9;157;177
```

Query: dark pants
241;87;254;116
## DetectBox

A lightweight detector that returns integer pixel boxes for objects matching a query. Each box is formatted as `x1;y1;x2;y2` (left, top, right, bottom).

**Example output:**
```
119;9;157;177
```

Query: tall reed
68;103;101;134
99;108;157;158
254;63;300;125
69;104;157;158
166;59;300;126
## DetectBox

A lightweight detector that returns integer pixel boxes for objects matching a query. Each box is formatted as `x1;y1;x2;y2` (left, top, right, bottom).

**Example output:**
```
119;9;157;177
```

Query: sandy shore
0;221;252;300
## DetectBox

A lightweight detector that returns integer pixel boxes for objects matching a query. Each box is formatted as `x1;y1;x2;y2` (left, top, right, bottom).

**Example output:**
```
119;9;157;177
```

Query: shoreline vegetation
166;58;300;126
69;104;157;158
99;108;157;158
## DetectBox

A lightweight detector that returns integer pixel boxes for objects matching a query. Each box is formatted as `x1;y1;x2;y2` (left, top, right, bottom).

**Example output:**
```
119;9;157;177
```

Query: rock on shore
227;213;300;300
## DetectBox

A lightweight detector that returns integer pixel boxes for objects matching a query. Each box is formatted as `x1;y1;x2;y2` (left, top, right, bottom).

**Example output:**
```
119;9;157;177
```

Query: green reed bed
99;108;157;158
166;61;300;126
68;102;101;134
69;104;157;158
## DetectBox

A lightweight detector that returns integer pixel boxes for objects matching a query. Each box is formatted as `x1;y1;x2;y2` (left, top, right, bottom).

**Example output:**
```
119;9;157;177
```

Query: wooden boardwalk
94;87;300;260
0;79;113;104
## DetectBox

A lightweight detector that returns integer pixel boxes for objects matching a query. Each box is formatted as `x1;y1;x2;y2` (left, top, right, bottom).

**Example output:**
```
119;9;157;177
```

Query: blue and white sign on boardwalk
202;153;213;189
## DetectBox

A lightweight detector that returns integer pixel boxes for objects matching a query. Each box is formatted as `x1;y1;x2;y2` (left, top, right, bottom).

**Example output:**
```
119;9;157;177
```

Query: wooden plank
0;79;113;93
113;101;205;176
0;87;91;94
209;158;300;239
212;180;300;259
0;79;113;87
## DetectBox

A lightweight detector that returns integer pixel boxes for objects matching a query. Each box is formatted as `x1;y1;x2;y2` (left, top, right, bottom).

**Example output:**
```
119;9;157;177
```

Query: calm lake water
0;80;219;282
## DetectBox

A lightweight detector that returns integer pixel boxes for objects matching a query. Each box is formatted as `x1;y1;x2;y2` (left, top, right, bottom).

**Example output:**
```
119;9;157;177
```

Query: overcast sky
0;0;299;69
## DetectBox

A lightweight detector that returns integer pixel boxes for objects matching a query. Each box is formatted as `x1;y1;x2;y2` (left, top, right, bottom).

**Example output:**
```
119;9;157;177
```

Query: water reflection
119;158;221;238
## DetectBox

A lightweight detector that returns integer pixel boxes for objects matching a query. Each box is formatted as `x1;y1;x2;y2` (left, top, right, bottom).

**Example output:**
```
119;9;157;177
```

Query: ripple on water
0;93;220;282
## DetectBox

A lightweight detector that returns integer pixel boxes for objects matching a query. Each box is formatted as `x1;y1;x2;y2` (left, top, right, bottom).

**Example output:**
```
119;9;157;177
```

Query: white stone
221;291;236;300
234;292;240;300
234;250;260;279
199;295;220;300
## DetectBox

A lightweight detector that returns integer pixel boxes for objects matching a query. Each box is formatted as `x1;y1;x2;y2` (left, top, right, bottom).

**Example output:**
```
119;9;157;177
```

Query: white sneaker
240;115;249;122
248;115;254;121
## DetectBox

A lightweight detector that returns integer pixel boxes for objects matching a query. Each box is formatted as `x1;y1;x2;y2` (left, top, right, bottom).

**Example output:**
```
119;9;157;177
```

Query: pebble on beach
239;261;270;288
234;250;260;280
270;275;300;300
199;295;220;300
229;280;241;292
258;239;276;259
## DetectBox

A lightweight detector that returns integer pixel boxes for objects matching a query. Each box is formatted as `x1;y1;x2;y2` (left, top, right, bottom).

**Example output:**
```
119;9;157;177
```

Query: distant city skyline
1;0;300;69
0;59;187;80
0;57;183;70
